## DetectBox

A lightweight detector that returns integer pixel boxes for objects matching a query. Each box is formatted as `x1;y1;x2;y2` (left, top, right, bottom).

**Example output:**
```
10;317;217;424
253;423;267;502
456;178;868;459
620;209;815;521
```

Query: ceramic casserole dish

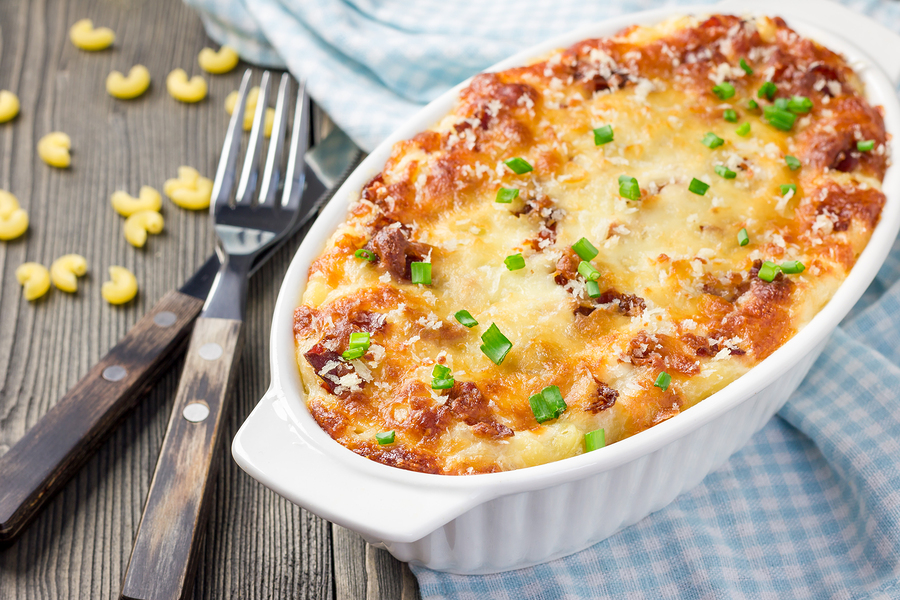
233;0;900;574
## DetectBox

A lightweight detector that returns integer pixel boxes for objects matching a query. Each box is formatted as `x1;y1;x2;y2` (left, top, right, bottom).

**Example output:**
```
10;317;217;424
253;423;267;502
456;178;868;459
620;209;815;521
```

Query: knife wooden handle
121;317;243;600
0;290;204;543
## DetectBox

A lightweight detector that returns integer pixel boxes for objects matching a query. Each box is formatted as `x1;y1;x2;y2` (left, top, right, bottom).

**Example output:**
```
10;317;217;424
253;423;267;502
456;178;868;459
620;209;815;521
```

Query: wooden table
0;0;421;597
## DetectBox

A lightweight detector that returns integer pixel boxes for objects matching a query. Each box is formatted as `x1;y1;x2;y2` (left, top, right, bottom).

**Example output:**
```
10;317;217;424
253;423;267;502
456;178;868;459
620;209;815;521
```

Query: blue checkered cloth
185;0;900;597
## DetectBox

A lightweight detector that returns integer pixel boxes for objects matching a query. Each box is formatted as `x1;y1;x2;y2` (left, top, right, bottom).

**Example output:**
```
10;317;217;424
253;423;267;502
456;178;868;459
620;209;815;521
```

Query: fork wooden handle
120;317;243;600
0;290;204;543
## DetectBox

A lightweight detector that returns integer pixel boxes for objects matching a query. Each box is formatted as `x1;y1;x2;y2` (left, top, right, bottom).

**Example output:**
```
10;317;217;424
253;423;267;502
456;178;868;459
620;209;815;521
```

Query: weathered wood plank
0;0;422;598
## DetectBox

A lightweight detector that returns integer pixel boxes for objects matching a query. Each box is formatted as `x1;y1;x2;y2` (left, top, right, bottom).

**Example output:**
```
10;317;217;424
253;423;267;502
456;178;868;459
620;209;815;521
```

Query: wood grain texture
0;0;422;598
122;317;243;600
0;289;204;543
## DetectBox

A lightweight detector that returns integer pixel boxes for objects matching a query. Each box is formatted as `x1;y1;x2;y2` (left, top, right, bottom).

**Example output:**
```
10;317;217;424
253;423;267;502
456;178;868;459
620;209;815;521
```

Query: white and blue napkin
185;0;900;597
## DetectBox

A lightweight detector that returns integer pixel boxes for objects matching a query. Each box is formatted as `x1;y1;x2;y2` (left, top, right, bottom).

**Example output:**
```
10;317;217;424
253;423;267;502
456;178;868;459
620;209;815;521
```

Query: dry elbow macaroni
0;91;20;123
69;19;115;51
198;46;239;74
106;65;151;100
0;190;28;241
124;210;164;247
164;166;213;210
225;87;275;137
102;266;138;304
166;69;207;103
16;263;51;301
50;254;88;293
111;186;162;217
38;132;72;168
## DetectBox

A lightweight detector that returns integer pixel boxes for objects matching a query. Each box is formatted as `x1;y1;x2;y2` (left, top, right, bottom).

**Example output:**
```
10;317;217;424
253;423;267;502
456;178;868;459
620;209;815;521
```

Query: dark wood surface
0;289;204;543
0;0;422;598
122;317;243;600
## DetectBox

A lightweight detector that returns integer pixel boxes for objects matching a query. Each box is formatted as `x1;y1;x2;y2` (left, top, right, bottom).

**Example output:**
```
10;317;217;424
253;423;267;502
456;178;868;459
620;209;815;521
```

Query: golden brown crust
295;14;888;475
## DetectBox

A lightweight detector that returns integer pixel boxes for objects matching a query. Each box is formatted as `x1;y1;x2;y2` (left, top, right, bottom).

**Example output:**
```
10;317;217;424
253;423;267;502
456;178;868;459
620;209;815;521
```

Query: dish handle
715;0;900;86
232;386;486;544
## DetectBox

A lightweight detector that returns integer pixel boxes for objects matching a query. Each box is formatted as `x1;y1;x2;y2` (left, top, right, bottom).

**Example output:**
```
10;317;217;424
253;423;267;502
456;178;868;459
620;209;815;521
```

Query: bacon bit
304;344;355;398
682;333;746;358
595;289;646;317
449;382;514;439
584;380;619;414
554;247;580;286
365;224;432;282
627;331;700;376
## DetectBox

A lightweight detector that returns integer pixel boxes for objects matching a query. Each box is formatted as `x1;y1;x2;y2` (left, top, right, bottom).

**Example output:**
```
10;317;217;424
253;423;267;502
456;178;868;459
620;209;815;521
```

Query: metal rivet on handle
153;311;178;327
182;402;210;423
102;365;127;382
198;342;223;361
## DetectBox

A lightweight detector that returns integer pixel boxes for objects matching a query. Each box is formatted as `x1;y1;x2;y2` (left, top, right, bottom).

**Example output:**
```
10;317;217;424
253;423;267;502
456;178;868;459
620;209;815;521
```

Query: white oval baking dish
233;0;900;574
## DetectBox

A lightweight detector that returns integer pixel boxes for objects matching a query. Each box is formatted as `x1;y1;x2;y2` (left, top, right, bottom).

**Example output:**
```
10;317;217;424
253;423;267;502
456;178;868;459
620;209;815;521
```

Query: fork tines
210;69;309;217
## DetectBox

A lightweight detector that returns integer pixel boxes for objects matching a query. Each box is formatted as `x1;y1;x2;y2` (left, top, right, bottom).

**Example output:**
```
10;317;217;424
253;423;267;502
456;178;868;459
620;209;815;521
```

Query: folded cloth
186;0;900;597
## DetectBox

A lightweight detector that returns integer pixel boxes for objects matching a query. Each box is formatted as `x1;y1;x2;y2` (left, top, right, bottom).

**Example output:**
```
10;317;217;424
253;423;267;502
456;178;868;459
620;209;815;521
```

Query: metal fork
120;70;309;600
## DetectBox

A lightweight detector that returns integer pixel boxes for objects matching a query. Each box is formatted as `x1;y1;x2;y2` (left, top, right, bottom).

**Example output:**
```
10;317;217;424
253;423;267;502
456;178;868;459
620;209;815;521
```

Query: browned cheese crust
294;15;888;475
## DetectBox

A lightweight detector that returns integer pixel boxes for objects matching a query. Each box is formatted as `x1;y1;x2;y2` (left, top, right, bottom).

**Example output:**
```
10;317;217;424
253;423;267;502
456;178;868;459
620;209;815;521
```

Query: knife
0;122;361;543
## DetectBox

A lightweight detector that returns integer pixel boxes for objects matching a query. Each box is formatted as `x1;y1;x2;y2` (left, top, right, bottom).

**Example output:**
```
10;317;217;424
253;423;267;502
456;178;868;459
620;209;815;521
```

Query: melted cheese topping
294;15;888;475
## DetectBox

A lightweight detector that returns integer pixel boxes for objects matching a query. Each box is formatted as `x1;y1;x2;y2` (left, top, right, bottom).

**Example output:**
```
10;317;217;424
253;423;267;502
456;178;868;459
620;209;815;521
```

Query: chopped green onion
654;371;671;392
740;58;753;75
723;109;738;123
702;132;725;149
542;385;567;416
787;95;813;114
572;237;599;261
348;332;370;349
758;81;777;100
504;157;533;175
431;378;454;390
529;393;554;423
480;323;512;365
354;248;376;262
748;99;759;110
618;175;641;201
780;183;797;196
578;260;601;281
712;82;735;100
763;105;796;131
375;431;395;445
736;122;751;137
780;260;805;274
342;331;371;360
688;178;709;195
738;228;749;247
785;155;801;170
504;253;526;271
454;310;478;328
584;428;606;452
432;364;455;390
858;139;875;152
433;364;452;379
341;347;365;360
758;260;781;282
585;279;601;298
715;165;737;179
774;97;789;111
410;262;432;285
496;187;519;203
593;125;614;145
529;385;567;423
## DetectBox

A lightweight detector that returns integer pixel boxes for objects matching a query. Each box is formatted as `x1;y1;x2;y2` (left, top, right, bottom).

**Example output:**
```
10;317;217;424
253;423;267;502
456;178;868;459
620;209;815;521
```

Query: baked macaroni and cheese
294;15;888;474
